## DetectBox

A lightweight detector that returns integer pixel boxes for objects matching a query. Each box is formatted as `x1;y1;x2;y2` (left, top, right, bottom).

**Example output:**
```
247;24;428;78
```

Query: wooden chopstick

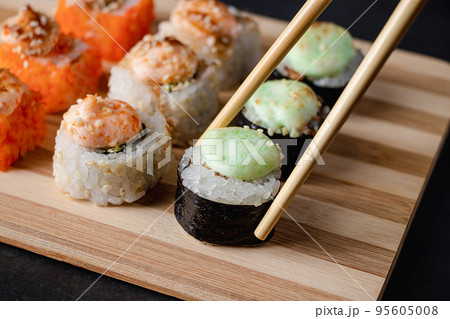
195;0;332;144
254;0;428;240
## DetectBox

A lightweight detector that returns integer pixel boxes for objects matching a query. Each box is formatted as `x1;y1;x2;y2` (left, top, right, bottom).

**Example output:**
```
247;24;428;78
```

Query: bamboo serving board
1;0;449;301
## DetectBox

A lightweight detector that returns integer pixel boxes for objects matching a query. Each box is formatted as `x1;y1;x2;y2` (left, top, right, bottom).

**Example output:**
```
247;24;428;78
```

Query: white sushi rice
53;111;172;206
108;63;219;146
158;8;262;90
180;147;281;207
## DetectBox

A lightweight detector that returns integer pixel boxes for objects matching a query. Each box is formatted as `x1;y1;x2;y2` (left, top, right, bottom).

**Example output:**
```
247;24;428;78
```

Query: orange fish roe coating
55;0;154;62
0;34;102;114
0;70;45;171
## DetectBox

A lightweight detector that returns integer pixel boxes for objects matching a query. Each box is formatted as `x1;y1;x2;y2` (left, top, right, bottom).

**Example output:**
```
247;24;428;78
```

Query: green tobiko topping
200;127;281;181
284;22;356;78
243;79;321;138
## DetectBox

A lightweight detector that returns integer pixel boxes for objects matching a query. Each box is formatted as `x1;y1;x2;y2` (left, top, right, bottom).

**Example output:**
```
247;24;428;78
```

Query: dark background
1;0;449;300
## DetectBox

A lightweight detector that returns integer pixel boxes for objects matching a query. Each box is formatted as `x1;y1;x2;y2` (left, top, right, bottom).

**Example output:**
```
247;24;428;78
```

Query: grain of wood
0;0;449;301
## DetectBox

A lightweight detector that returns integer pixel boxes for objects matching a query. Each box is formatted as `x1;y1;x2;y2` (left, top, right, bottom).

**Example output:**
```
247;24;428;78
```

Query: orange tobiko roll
0;5;102;113
0;68;46;171
56;0;154;62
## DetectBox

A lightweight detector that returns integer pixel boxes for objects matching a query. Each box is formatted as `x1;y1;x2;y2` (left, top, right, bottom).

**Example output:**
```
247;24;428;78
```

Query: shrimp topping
171;0;239;44
129;35;198;85
0;68;26;116
1;5;59;56
63;95;142;149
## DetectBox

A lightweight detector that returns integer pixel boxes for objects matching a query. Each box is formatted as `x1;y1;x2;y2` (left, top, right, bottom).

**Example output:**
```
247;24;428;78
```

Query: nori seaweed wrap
175;164;275;245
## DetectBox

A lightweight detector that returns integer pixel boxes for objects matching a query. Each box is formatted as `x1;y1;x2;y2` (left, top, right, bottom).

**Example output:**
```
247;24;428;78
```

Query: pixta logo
191;137;325;167
124;128;171;175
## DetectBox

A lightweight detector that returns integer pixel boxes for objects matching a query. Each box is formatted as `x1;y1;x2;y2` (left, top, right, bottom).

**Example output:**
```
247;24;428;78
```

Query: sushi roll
233;79;329;180
0;5;102;113
175;127;282;245
0;68;46;171
276;22;364;106
158;0;261;90
55;0;154;64
108;35;219;146
53;95;172;206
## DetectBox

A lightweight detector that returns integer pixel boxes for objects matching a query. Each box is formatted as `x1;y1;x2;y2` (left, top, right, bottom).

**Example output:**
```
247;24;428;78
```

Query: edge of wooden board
378;121;450;300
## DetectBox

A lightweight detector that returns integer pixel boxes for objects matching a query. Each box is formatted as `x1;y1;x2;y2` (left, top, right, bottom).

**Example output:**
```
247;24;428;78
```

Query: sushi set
0;0;449;300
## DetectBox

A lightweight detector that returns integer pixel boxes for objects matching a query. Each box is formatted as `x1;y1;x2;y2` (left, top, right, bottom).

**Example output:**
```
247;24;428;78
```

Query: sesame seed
74;118;84;126
206;36;215;46
39;15;47;26
34;27;47;36
95;119;104;127
23;60;29;68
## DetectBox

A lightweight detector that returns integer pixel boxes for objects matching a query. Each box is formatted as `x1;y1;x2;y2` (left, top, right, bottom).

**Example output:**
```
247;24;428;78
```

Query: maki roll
175;127;282;245
108;35;219;146
233;79;328;180
0;68;46;171
158;0;261;90
0;5;102;113
53;95;172;206
276;22;363;106
55;0;154;64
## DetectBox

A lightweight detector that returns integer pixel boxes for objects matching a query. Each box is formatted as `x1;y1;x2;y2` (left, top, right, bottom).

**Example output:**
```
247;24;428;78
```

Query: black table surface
1;0;449;301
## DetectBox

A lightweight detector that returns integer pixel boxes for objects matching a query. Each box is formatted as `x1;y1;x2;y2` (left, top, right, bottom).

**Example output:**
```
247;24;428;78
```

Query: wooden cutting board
0;0;449;301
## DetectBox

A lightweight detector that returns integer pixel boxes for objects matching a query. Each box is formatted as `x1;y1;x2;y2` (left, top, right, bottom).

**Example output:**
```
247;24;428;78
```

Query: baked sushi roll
0;68;46;171
276;22;363;106
55;0;154;64
0;5;102;113
108;35;219;146
53;95;172;206
175;127;282;245
158;0;261;90
233;79;329;180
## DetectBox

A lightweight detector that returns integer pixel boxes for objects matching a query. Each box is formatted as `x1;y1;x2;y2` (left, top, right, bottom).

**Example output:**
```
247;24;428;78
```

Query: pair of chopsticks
198;0;427;240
